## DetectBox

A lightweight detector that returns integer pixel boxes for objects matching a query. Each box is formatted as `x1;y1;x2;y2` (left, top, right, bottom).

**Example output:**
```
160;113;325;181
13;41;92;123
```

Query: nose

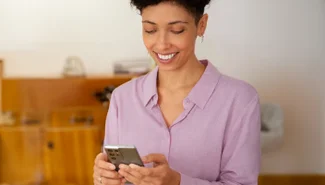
155;31;171;50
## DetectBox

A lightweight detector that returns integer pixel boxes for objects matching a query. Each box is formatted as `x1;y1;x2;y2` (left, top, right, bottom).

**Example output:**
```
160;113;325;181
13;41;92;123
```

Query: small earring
201;35;204;43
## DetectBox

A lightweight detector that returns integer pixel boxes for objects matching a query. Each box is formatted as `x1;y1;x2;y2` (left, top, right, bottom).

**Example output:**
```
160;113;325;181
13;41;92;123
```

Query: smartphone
104;145;144;171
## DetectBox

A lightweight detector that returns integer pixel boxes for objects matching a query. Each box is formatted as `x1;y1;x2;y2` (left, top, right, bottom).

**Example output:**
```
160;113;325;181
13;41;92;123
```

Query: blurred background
0;0;324;185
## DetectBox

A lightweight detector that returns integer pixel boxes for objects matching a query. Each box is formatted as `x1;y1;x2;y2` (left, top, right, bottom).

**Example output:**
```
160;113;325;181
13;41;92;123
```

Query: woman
93;0;261;185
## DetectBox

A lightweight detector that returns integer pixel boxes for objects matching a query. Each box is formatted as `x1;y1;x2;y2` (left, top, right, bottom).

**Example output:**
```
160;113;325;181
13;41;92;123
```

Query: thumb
142;153;167;164
96;152;107;161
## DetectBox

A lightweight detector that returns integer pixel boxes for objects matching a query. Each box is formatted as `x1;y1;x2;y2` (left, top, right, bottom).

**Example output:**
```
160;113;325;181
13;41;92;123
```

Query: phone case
104;145;144;171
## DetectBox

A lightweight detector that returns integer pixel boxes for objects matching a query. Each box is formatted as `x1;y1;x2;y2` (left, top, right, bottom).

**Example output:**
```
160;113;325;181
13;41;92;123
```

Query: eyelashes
172;30;185;34
145;30;156;34
144;29;185;34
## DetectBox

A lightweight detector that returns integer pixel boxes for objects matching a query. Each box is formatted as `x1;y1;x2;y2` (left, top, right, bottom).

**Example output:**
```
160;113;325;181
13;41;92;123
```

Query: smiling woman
137;0;209;72
93;1;261;185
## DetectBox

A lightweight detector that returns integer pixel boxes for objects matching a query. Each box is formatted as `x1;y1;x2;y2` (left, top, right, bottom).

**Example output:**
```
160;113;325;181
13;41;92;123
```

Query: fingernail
108;163;116;170
119;164;127;169
129;164;138;168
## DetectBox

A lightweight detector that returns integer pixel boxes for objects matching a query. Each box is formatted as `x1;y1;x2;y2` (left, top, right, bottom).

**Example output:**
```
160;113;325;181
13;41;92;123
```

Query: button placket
151;106;171;159
165;129;171;161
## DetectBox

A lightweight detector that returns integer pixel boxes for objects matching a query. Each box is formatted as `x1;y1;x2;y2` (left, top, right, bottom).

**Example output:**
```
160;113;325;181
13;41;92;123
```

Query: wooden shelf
2;75;135;112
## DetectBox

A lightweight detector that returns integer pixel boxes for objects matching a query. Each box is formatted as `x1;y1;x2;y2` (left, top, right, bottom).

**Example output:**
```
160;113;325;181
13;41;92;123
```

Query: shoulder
204;60;258;106
217;73;259;109
211;72;260;127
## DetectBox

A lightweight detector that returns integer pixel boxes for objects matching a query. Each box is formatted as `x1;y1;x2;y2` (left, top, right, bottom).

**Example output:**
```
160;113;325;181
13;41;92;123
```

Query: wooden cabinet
0;75;135;185
0;125;102;185
43;125;101;185
0;107;106;185
43;107;106;185
0;126;43;185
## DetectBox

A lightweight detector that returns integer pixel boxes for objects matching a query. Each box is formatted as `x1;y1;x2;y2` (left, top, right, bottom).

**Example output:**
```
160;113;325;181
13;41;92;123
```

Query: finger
93;174;103;184
124;166;158;183
95;152;107;161
101;177;124;185
94;166;122;179
129;164;158;177
118;164;142;184
118;171;139;185
94;178;100;185
142;153;167;164
95;160;116;171
121;178;127;184
94;174;123;185
127;164;145;178
95;152;117;171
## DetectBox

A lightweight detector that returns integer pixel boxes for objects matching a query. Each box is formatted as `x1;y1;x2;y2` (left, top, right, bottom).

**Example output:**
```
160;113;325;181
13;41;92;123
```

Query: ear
197;14;209;37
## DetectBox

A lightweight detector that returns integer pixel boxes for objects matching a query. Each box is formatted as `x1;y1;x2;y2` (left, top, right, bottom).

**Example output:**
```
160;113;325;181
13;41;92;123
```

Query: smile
156;52;178;60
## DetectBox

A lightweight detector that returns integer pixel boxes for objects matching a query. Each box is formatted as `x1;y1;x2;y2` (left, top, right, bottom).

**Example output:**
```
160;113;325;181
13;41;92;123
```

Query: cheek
173;35;196;51
142;35;154;50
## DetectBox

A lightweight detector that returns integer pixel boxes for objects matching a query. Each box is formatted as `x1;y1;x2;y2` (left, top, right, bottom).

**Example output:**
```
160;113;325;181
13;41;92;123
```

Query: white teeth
158;53;176;60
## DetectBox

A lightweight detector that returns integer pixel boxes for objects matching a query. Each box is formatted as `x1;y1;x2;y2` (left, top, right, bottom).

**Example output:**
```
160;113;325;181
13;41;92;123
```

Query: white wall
1;0;325;174
0;0;146;77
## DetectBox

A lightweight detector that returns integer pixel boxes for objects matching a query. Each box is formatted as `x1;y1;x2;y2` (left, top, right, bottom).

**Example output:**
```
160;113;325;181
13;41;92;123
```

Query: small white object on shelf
62;56;86;77
113;58;152;75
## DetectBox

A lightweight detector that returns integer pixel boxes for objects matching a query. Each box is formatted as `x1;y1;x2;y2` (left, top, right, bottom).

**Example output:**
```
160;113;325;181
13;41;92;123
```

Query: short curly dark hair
130;0;211;24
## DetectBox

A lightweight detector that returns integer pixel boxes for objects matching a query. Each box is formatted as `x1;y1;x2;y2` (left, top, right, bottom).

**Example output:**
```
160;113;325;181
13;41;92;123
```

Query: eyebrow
142;20;189;25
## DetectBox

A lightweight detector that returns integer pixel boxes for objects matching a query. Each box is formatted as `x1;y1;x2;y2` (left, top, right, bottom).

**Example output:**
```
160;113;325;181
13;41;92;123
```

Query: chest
118;106;227;181
157;88;191;127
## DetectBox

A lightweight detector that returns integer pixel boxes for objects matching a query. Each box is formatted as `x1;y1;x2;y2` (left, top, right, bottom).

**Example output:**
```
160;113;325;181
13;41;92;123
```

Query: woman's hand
118;153;181;185
93;153;126;185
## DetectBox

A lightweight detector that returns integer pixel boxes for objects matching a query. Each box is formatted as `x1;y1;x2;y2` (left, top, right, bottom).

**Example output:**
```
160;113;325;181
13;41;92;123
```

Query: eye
145;30;156;34
171;30;185;34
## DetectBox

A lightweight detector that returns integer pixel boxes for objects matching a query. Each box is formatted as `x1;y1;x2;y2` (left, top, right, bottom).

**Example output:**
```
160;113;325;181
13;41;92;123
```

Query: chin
156;64;180;71
154;59;181;71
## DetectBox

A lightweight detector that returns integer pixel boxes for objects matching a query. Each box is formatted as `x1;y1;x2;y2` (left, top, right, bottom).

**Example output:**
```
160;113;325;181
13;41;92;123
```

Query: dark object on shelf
94;85;116;107
69;115;94;125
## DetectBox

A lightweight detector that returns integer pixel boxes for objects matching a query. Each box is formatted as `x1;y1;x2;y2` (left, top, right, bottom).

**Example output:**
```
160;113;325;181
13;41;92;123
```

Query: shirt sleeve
180;95;261;185
103;91;119;152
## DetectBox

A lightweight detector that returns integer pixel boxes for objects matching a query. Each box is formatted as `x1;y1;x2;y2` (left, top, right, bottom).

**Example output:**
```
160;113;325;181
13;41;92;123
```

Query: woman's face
141;2;208;71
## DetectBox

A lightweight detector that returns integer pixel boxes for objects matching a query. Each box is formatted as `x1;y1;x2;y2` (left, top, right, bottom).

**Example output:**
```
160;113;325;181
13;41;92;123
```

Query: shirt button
183;99;190;108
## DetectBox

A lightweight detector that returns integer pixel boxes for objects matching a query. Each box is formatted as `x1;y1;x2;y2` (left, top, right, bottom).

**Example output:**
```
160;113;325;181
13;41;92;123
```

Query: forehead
141;2;194;23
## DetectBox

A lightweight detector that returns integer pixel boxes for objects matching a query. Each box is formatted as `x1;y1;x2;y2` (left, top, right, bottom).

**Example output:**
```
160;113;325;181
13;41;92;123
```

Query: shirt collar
142;60;221;109
187;60;221;109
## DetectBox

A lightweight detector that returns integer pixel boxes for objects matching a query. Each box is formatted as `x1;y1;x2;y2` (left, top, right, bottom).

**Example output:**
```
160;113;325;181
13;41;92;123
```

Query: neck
157;58;206;90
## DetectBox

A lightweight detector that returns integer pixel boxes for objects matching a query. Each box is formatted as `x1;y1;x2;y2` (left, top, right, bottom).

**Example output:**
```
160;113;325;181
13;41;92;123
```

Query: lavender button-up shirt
104;60;261;185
